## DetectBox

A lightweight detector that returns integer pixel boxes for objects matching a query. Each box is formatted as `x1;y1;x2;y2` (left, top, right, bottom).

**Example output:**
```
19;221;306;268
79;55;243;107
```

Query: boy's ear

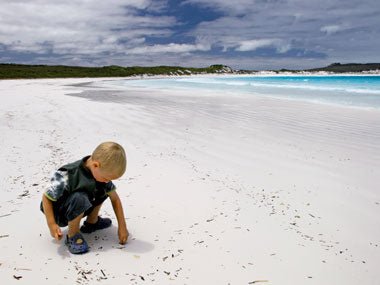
93;161;100;168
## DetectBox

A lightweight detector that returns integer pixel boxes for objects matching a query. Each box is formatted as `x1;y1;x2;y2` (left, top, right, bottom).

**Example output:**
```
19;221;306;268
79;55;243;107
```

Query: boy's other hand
49;224;63;241
118;227;129;245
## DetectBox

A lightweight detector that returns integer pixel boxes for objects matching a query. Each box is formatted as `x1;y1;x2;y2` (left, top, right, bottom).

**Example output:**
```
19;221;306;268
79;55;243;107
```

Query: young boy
40;141;129;254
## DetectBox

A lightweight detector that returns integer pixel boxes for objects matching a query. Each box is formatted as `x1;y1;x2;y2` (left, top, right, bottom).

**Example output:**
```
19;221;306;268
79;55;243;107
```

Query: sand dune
0;78;379;284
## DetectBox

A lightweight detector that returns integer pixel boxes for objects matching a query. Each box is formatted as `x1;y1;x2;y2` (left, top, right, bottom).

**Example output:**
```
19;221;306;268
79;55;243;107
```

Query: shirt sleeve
44;170;69;201
105;181;116;195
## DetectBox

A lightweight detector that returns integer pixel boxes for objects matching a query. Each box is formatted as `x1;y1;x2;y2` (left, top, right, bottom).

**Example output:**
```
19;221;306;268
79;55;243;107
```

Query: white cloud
187;0;380;64
0;0;175;55
320;25;342;35
235;39;290;53
128;43;211;54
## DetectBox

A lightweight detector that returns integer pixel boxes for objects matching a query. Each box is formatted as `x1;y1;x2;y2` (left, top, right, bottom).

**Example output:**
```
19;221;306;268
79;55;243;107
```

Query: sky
0;0;379;70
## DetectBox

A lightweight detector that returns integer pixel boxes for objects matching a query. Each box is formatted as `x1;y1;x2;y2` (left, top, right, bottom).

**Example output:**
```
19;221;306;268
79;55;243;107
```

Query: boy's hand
49;223;63;241
118;227;129;245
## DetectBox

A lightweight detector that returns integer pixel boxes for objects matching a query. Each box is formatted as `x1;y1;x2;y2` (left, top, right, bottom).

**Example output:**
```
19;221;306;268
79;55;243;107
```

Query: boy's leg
80;196;112;233
56;192;92;254
85;203;103;224
60;192;92;225
66;213;89;254
68;212;84;237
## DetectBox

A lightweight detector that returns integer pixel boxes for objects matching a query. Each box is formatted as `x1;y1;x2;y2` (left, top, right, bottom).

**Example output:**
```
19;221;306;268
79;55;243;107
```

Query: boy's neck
84;156;94;173
85;156;92;167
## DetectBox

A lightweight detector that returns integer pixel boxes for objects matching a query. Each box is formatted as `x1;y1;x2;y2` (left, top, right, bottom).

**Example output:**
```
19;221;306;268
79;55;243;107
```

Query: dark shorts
40;192;108;227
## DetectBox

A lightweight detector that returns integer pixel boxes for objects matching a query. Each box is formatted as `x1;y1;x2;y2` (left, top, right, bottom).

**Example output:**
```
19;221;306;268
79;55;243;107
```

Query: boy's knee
65;192;92;221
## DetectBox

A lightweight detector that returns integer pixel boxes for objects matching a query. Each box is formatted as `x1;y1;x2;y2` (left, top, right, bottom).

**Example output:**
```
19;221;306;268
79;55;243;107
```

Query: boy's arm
108;191;129;244
42;194;63;241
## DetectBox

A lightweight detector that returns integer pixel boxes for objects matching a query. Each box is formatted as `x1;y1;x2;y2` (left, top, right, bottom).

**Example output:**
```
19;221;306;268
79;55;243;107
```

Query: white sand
0;78;379;285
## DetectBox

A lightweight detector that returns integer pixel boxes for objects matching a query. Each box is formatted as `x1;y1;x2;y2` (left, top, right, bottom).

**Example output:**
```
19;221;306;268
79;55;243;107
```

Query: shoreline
1;71;380;82
90;75;380;112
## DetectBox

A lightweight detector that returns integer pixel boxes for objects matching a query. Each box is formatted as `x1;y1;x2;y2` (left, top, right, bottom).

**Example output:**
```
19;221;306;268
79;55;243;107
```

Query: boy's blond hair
92;142;126;177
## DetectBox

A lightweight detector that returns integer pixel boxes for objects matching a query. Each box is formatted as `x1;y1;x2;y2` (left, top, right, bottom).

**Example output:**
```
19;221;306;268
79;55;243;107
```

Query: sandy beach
0;77;379;285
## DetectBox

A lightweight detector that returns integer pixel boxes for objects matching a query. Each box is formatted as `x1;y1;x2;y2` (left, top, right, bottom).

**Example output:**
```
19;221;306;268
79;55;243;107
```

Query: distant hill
244;63;380;74
306;63;380;73
0;63;233;79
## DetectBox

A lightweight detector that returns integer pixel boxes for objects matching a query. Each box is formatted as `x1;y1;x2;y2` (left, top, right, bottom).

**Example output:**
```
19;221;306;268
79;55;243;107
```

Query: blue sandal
65;233;89;254
80;216;112;234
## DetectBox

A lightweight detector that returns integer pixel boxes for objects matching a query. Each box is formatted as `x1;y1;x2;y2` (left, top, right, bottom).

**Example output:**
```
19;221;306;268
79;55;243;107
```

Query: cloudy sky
0;0;379;70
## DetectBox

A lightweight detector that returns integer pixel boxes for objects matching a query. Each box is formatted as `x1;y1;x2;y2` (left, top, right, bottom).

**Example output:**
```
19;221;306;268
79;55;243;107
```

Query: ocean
103;75;380;109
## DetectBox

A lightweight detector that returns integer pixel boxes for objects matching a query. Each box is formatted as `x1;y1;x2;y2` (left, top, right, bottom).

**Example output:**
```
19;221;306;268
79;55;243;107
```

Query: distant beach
97;74;380;109
1;77;379;284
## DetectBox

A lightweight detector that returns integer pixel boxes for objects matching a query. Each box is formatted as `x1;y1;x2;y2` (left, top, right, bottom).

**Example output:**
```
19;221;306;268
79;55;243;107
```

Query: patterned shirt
44;156;116;202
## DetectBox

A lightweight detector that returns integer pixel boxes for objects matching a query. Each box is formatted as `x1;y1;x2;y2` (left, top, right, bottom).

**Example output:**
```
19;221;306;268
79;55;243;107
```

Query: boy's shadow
57;226;155;257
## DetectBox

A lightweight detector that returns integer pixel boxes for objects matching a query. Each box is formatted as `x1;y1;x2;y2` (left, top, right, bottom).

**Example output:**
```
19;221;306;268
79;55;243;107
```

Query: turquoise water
107;75;380;109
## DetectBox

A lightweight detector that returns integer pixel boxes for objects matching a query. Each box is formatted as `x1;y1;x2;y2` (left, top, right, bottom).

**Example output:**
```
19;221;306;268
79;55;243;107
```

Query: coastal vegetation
0;63;379;79
306;63;380;73
0;64;232;79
